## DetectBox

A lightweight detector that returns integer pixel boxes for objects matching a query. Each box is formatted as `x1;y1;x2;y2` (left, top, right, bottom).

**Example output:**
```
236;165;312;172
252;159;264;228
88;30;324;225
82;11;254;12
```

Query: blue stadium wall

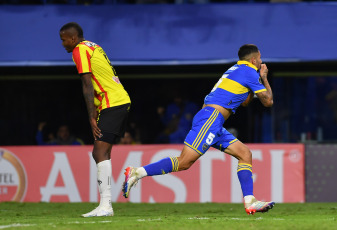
1;2;337;66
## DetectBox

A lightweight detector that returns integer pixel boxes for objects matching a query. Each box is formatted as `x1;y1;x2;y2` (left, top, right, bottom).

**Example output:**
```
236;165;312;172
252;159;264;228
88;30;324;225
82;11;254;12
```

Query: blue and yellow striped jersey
204;60;266;113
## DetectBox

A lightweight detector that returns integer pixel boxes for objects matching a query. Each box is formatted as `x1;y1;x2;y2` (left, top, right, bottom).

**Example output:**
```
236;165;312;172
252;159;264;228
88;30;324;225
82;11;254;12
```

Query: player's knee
179;162;192;171
177;159;195;171
92;152;99;163
240;147;252;162
92;149;110;163
232;144;252;162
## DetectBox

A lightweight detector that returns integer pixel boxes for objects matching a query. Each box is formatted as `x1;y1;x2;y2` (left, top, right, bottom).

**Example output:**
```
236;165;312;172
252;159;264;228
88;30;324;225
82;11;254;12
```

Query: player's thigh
224;140;252;164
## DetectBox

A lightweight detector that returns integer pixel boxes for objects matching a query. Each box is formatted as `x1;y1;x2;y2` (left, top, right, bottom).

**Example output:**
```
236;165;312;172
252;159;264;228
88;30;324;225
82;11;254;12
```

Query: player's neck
76;38;85;46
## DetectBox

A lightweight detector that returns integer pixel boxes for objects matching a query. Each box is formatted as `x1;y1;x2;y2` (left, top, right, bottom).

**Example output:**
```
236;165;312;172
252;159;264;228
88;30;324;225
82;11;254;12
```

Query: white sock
136;167;147;179
244;195;255;204
97;160;112;207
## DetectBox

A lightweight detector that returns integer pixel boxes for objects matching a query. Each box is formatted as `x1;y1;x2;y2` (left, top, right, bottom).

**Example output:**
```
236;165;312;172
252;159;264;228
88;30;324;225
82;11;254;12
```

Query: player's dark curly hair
238;44;259;60
60;22;84;38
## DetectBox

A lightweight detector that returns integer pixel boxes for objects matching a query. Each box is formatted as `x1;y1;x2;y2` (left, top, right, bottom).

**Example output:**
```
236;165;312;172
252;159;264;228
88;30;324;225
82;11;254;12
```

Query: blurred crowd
35;94;200;145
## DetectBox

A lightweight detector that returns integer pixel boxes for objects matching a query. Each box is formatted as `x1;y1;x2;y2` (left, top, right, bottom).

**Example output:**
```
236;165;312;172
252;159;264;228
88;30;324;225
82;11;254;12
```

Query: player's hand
38;122;47;131
260;64;268;80
89;118;102;140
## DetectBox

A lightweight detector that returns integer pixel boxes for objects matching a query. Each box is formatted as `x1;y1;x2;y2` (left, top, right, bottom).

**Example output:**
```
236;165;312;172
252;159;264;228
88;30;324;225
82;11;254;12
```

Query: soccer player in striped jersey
60;22;131;217
123;44;275;215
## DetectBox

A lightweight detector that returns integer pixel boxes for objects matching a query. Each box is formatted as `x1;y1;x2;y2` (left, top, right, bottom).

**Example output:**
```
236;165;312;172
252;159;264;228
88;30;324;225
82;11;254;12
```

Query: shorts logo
0;148;27;202
202;143;209;151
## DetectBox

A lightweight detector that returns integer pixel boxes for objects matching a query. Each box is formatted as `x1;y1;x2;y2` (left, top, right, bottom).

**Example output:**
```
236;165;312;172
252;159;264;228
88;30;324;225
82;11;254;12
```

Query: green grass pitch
0;202;336;229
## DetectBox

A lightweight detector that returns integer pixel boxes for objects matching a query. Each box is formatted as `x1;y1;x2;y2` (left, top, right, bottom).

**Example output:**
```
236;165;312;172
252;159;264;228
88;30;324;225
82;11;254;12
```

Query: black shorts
96;103;130;144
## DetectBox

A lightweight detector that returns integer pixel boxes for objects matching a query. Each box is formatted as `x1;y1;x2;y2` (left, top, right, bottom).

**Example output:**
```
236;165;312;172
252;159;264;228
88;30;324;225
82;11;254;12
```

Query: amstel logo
0;148;27;201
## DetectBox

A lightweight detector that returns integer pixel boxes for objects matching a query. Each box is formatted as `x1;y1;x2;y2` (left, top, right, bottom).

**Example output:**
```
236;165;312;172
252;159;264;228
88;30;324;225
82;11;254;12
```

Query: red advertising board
0;144;304;203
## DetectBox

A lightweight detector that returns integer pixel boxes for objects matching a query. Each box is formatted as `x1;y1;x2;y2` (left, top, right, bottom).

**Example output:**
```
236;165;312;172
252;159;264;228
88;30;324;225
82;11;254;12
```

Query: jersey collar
237;60;258;71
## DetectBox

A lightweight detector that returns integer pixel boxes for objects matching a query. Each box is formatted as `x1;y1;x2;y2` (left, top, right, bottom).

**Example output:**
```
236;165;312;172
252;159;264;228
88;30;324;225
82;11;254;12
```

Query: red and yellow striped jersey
72;40;131;111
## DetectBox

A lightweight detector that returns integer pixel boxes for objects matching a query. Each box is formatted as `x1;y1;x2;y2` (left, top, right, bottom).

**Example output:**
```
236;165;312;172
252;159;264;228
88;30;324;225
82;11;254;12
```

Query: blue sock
144;157;179;176
237;163;254;197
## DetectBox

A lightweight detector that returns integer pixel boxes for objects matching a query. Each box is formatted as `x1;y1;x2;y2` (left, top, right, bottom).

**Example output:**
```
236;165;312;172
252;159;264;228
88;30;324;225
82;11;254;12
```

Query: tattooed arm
81;73;101;140
256;64;273;107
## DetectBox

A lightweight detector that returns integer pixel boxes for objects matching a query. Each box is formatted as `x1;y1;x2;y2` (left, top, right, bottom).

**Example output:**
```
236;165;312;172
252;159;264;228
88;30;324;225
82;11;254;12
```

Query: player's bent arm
241;91;254;107
256;79;273;108
256;90;273;107
257;64;273;107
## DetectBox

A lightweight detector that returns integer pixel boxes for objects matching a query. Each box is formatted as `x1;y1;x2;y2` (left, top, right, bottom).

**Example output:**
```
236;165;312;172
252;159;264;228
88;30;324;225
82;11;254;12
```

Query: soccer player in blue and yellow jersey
60;22;131;217
123;44;275;215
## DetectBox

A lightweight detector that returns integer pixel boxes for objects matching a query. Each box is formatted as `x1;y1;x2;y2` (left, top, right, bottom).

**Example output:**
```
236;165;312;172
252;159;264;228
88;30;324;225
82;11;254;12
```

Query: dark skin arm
81;73;102;140
256;64;273;107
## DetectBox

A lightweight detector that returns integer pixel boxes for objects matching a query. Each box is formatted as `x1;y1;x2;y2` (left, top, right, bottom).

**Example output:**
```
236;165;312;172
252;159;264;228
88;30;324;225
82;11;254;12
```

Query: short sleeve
72;45;91;74
245;70;266;94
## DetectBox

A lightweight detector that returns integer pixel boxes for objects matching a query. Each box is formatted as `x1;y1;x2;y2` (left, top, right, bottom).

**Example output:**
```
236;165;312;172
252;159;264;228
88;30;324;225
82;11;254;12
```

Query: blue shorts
184;106;238;155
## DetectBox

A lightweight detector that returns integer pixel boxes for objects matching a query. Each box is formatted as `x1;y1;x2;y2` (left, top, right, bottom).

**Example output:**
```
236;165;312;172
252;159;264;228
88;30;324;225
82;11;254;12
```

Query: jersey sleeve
72;45;91;74
246;70;267;94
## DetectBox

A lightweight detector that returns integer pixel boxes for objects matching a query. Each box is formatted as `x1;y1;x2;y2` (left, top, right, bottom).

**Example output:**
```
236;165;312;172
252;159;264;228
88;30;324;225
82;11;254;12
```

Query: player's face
60;30;76;53
252;51;262;69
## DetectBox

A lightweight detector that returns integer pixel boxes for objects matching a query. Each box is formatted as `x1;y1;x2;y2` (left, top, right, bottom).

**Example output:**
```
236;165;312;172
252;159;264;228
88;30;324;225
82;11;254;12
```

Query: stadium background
1;0;337;203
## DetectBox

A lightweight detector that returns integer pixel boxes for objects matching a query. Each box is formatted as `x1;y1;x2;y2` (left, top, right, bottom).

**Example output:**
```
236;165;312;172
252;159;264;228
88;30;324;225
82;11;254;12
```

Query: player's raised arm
255;64;273;107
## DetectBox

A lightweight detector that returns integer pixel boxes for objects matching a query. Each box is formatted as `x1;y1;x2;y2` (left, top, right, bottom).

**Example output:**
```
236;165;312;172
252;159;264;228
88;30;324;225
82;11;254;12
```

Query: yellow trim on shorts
229;138;238;144
184;142;203;156
192;109;217;147
194;110;219;148
192;110;219;149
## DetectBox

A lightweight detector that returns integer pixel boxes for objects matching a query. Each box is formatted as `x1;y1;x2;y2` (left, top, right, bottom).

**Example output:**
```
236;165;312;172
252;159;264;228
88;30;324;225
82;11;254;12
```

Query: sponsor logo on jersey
84;42;97;47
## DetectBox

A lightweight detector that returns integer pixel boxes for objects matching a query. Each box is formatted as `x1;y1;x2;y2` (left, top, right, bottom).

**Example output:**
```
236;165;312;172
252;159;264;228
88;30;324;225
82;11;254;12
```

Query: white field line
0;223;36;229
0;217;289;229
66;221;113;224
229;217;285;221
187;217;210;220
137;218;162;222
0;221;113;229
